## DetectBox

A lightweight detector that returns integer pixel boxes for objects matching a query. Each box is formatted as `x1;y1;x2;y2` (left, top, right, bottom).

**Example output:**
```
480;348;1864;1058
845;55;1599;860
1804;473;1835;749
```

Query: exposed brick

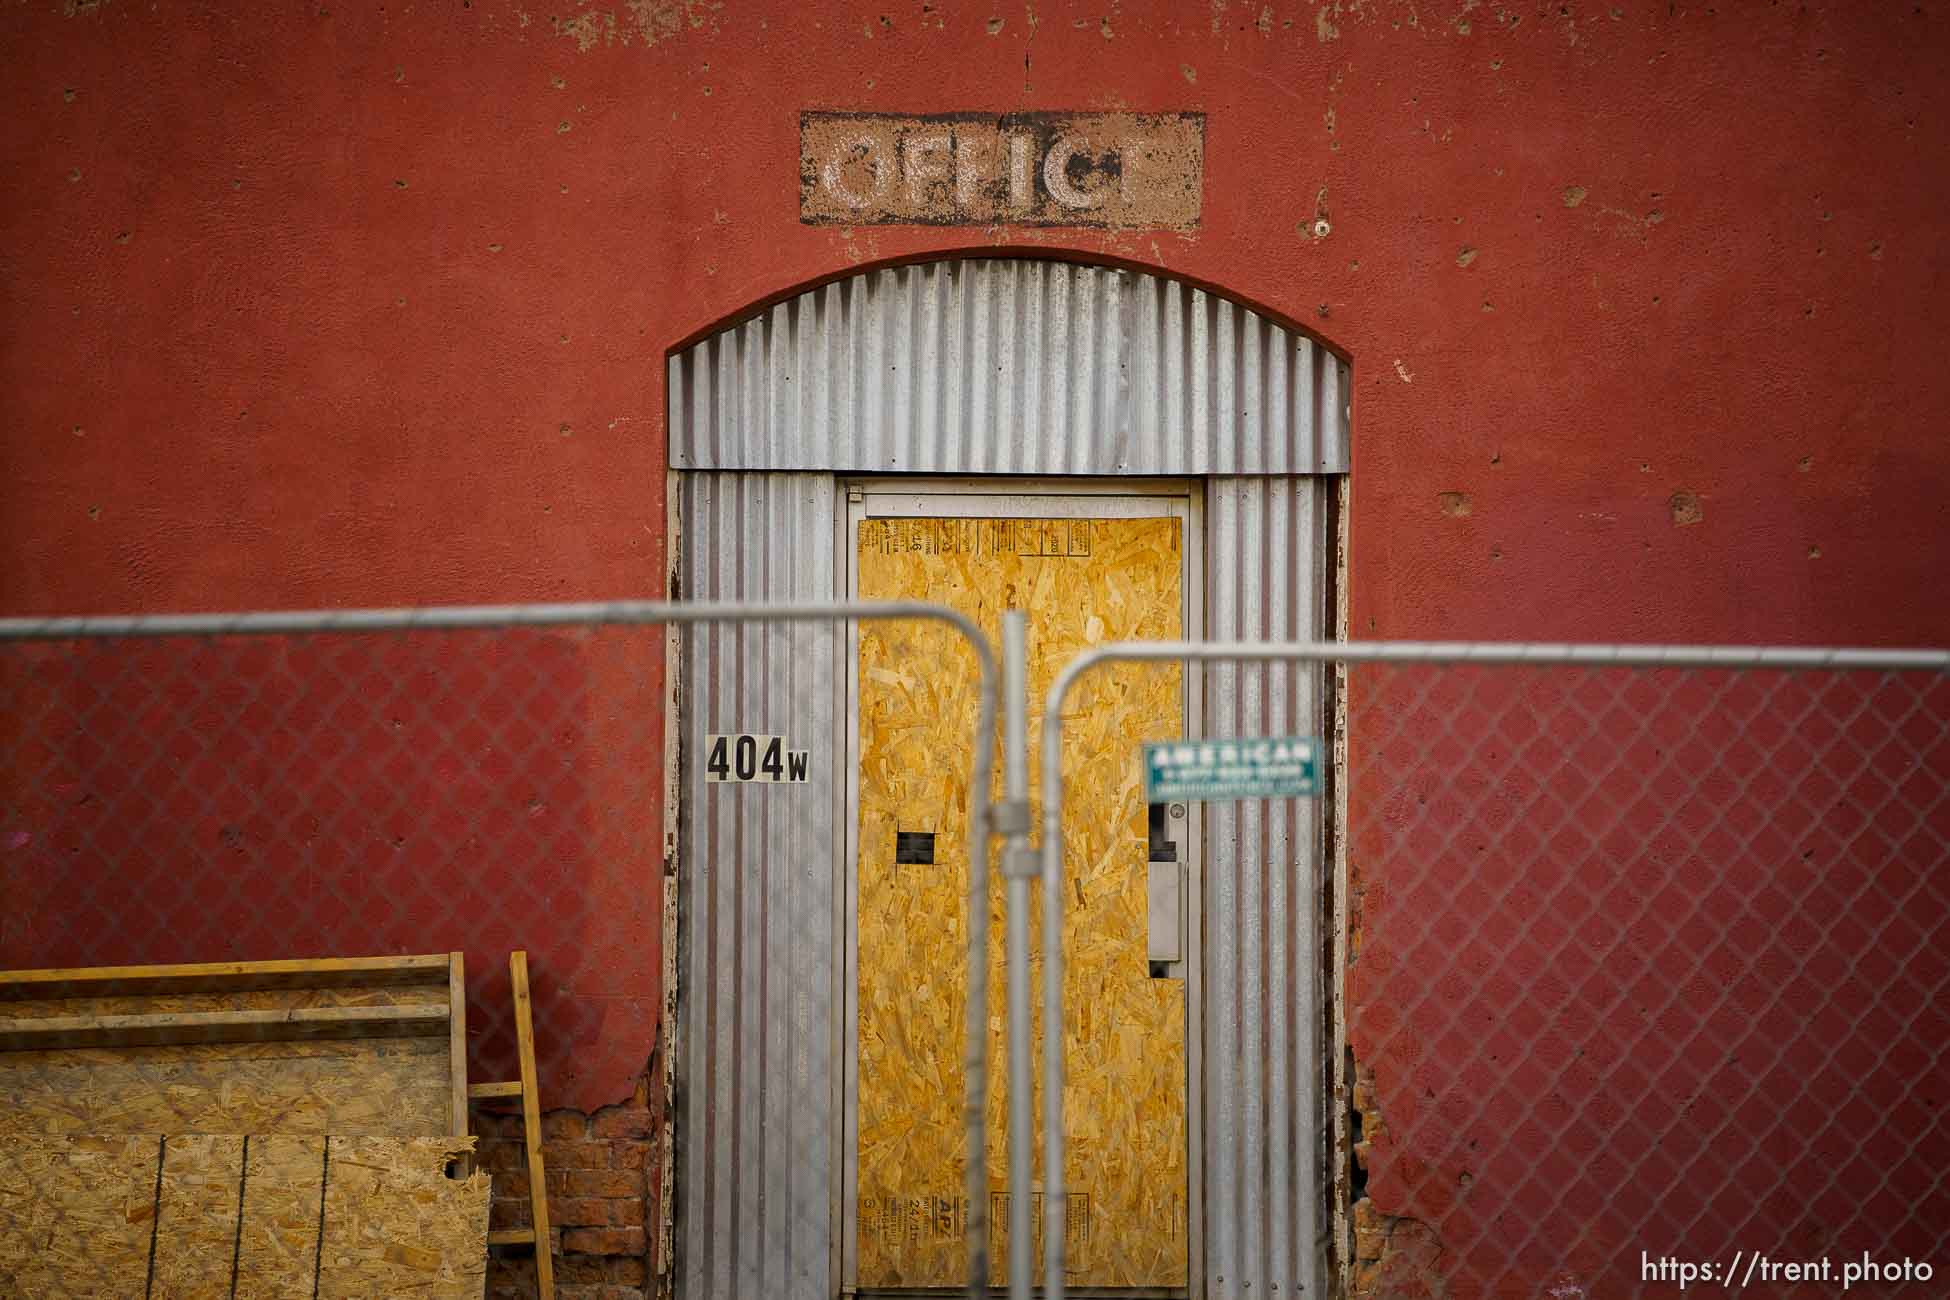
492;1170;531;1201
554;1196;610;1228
545;1139;612;1170
489;1199;532;1232
610;1196;646;1228
472;1111;522;1140
562;1226;646;1257
485;1253;536;1300
608;1140;648;1170
591;1106;652;1139
606;1255;647;1285
543;1111;589;1142
560;1287;643;1300
558;1256;610;1284
478;1141;526;1175
565;1169;640;1199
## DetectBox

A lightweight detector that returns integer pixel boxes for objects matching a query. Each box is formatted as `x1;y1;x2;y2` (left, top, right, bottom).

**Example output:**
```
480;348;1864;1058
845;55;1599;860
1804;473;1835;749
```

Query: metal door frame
839;476;1206;1298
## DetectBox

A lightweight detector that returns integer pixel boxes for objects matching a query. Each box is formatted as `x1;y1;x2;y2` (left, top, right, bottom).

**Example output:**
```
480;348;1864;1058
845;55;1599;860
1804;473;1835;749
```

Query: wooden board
318;1136;488;1298
0;957;469;1140
506;950;554;1299
0;1002;449;1051
0;1039;451;1137
153;1134;247;1299
0;1134;488;1300
0;1133;157;1298
855;515;1187;1289
235;1136;335;1299
0;954;453;1001
0;986;453;1137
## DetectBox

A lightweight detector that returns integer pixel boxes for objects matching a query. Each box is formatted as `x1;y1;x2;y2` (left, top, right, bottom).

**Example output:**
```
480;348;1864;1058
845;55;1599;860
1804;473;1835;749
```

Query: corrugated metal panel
669;259;1350;476
1203;477;1330;1300
677;471;839;1300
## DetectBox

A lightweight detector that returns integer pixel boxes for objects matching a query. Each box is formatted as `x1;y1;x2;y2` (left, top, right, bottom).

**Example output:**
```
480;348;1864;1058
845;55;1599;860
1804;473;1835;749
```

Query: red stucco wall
4;0;1946;1293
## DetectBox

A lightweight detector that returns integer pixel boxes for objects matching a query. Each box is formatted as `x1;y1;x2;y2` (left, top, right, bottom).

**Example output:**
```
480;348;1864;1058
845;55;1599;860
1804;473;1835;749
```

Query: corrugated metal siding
668;259;1349;476
677;472;839;1300
1203;477;1330;1300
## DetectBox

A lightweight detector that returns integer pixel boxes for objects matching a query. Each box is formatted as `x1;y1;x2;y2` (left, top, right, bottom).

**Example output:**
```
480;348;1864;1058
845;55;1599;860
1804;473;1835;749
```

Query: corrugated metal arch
668;258;1350;475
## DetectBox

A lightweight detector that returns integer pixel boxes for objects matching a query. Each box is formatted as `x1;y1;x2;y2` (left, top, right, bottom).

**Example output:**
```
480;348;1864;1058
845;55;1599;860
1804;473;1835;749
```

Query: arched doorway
667;258;1348;1299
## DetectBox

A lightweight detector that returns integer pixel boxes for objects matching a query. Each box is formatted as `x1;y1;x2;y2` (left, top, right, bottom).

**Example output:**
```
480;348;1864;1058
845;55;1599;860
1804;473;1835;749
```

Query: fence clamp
990;799;1031;838
1001;846;1041;880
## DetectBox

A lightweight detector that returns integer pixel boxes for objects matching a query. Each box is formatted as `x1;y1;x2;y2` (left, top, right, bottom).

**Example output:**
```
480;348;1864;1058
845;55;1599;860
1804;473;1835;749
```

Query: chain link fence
1;609;1945;1300
0;603;998;1300
1343;655;1949;1299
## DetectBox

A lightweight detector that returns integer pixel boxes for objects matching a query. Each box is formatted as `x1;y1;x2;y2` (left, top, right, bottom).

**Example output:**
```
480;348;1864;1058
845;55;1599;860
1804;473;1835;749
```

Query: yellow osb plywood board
0;1135;486;1300
856;516;1186;1289
318;1136;487;1299
0;1134;157;1298
0;985;450;1138
153;1134;246;1299
235;1136;329;1300
0;1038;449;1137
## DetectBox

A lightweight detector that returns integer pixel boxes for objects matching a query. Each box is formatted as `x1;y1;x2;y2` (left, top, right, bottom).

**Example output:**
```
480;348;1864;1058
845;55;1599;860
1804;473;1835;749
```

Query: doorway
843;480;1203;1295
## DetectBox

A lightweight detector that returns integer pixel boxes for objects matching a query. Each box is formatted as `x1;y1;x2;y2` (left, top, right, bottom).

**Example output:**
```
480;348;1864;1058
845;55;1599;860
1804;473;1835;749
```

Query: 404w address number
704;733;811;784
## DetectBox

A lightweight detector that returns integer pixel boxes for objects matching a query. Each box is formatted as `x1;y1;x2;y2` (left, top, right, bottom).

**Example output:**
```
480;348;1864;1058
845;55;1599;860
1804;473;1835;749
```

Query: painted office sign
800;111;1204;228
704;733;810;783
1143;737;1321;802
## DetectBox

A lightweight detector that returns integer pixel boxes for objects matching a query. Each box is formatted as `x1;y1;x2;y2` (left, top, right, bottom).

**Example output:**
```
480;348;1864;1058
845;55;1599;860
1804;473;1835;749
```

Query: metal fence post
0;598;1006;1300
1036;638;1950;1297
998;610;1036;1300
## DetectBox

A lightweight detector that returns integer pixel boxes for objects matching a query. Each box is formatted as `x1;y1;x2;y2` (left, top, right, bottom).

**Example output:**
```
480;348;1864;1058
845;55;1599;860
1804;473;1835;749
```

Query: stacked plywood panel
0;954;489;1299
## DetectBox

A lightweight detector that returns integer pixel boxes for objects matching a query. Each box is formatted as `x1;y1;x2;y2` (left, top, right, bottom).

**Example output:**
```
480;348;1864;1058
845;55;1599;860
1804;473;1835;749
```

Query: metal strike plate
1138;802;1185;974
1147;859;1182;969
1146;802;1187;971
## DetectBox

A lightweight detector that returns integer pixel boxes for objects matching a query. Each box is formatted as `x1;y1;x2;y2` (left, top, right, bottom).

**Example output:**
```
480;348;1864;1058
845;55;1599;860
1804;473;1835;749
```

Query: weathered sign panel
1142;737;1321;802
800;111;1204;229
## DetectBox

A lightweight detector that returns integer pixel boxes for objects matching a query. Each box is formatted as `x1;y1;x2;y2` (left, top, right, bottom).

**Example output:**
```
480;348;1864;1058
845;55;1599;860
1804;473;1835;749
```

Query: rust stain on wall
799;111;1204;229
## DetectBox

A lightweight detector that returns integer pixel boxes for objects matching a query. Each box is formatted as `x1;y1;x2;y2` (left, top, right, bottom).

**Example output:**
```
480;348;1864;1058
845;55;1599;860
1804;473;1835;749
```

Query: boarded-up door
851;491;1192;1291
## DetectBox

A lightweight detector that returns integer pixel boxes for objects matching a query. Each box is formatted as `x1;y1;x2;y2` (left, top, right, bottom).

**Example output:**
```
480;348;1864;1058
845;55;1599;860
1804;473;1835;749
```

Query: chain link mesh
1;627;665;1102
1347;662;1949;1298
0;625;668;1298
3;627;1945;1298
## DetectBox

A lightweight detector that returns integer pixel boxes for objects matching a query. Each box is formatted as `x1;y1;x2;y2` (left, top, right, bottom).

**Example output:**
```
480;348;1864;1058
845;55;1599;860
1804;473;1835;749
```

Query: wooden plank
316;1136;489;1299
468;1080;523;1099
0;954;452;1001
0;1134;158;1297
0;1134;488;1300
448;951;469;1140
487;1228;538;1246
1;1038;451;1137
0;1003;449;1052
152;1134;245;1299
232;1136;328;1297
511;950;555;1300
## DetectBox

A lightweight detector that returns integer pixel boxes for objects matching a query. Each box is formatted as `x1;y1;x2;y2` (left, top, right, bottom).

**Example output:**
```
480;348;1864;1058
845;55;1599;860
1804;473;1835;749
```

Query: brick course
482;1071;659;1300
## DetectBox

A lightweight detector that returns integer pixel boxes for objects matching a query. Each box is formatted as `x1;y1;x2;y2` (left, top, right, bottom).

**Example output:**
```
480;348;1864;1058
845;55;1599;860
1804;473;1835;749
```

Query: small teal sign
1143;737;1322;802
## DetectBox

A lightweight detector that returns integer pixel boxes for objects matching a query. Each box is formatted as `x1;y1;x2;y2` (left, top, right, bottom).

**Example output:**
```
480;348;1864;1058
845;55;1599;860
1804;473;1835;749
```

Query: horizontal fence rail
1037;639;1950;1300
4;608;1946;1300
0;600;1000;1300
